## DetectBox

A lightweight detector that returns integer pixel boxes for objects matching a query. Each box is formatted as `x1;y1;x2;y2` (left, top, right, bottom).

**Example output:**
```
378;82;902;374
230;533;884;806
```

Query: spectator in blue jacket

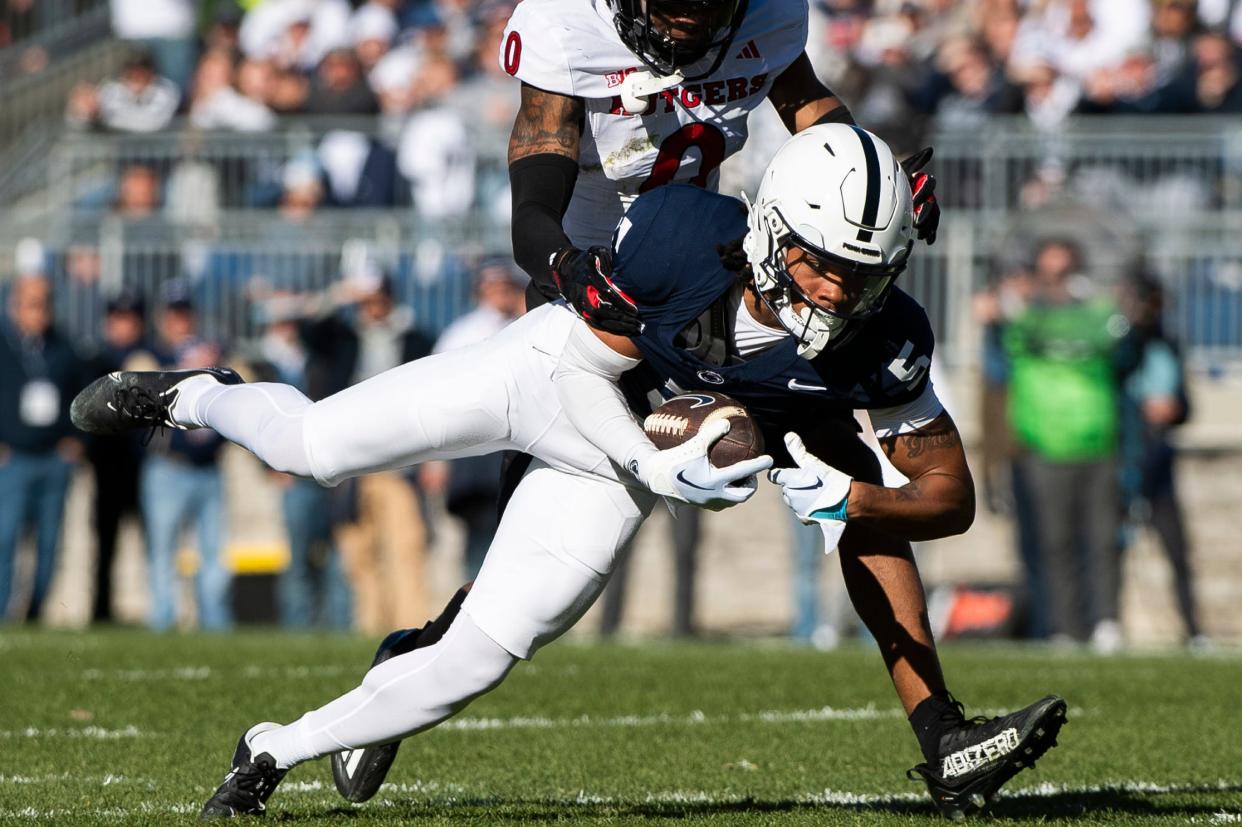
140;283;233;631
0;274;87;622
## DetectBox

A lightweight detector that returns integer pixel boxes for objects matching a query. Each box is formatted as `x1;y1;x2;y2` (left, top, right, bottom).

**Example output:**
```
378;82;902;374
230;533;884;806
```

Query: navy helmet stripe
849;125;880;242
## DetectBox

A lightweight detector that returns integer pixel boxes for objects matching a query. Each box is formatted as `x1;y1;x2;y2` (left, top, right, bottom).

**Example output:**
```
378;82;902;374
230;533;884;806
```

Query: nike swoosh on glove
637;419;773;511
551;246;643;336
768;432;853;552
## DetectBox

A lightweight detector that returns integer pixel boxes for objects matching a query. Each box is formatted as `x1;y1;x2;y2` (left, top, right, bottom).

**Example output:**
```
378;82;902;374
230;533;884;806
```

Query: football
643;392;765;468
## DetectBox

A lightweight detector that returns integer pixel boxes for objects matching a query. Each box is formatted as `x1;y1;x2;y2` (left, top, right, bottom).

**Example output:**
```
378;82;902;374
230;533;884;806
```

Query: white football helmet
743;123;915;359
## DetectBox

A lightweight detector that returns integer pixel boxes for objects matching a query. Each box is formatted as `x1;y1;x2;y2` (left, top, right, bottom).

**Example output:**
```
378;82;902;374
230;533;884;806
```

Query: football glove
901;147;940;245
636;419;773;510
549;246;643;336
768;432;853;552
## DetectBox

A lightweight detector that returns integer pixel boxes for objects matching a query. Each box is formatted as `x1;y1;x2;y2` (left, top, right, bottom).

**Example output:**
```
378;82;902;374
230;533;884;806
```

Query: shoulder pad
499;0;576;95
500;0;631;98
732;0;809;73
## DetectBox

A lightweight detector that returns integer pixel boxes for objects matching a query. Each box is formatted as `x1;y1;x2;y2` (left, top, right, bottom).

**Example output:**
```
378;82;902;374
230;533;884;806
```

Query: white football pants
177;306;658;768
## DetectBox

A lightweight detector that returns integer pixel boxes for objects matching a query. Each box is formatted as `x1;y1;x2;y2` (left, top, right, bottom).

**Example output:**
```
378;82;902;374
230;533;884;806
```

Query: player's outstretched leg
71;368;242;436
907;694;1067;820
331;584;473;802
197;607;516;818
200;722;289;820
74;368;324;478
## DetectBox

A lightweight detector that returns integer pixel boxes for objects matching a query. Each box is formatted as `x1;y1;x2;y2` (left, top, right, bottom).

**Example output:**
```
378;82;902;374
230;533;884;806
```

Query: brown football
643;392;765;468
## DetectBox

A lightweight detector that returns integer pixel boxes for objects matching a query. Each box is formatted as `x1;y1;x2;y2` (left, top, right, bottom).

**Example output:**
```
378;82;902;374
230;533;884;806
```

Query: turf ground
1;631;1240;826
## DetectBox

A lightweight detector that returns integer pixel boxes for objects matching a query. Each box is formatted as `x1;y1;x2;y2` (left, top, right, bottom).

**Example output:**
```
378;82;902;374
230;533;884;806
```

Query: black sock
909;691;965;764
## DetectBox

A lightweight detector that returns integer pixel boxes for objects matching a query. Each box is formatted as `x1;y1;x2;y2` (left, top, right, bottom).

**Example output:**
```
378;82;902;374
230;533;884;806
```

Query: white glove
768;432;853;552
636;419;773;511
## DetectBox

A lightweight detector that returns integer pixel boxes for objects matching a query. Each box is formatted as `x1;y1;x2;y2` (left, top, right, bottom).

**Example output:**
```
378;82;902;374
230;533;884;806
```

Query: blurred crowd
0;253;529;632
58;0;517;220
972;237;1207;651
40;0;1242;146
814;0;1242;148
6;0;1235;221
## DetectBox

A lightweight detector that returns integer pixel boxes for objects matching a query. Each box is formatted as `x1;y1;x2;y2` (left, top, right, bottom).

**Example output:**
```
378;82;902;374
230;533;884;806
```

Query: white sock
251;611;516;770
169;381;317;478
168;375;226;428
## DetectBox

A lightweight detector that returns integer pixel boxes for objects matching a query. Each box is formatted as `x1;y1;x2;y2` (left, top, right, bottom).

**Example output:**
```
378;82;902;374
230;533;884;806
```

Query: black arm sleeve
509;153;579;293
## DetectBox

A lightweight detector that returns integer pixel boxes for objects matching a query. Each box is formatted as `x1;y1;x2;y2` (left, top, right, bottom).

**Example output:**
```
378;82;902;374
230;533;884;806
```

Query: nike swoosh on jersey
787;379;828;392
675;471;714;490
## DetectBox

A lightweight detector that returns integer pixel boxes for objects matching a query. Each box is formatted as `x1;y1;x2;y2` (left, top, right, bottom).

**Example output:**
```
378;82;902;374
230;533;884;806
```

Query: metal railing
0;37;131;151
3;116;1242;368
2;211;509;346
26;115;1242;213
0;0;108;60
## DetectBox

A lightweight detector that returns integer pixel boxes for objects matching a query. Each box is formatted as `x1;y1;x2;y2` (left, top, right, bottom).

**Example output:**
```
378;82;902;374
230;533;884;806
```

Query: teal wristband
810;495;848;523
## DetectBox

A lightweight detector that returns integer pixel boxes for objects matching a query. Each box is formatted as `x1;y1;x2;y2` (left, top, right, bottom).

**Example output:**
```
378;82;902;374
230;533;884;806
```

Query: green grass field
1;631;1240;825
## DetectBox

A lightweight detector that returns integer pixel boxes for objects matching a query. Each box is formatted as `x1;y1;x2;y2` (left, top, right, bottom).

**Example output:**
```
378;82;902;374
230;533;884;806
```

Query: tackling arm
508;84;642;334
508;83;584;284
767;52;853;133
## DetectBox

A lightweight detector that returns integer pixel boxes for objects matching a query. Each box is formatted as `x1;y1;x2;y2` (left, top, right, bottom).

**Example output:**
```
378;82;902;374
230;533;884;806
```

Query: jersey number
503;32;521;76
640;123;726;192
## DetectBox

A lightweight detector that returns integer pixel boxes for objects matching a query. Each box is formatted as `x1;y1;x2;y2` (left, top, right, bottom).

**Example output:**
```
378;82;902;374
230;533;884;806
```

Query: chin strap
619;69;684;113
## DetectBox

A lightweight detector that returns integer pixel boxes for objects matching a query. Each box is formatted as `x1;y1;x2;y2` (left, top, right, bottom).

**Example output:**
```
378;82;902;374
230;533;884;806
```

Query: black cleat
71;367;242;436
200;723;289;820
330;626;424;803
908;694;1067;820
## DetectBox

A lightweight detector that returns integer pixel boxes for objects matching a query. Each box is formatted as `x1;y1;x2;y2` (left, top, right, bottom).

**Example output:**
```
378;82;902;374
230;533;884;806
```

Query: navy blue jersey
611;185;935;448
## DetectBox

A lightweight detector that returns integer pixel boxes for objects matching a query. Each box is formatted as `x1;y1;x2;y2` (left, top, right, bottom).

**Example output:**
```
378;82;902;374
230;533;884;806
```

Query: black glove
549;245;643;336
900;146;939;245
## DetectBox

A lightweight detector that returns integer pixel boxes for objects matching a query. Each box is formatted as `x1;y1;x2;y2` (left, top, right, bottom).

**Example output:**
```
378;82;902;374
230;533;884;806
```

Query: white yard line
76;664;352;682
0;773;139;786
0;725;146;739
438;705;904;733
0;701;1081;746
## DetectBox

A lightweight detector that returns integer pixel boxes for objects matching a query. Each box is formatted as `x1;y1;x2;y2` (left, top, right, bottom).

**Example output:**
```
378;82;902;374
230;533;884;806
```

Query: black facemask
612;0;748;80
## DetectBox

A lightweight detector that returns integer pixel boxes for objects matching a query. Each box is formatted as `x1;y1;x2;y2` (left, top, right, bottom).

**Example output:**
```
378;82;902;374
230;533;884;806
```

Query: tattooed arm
844;412;976;541
508;83;586;284
508;82;585;163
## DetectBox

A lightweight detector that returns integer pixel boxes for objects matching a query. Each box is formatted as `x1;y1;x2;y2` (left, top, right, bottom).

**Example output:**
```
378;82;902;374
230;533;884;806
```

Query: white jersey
500;0;808;247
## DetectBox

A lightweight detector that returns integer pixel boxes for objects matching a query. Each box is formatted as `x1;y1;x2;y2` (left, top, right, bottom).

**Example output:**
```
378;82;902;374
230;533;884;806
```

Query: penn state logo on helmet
742;123;915;360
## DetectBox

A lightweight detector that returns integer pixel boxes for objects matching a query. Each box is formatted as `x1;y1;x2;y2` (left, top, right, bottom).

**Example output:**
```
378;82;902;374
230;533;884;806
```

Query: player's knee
254;408;313;477
455;648;516;700
445;615;519;699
